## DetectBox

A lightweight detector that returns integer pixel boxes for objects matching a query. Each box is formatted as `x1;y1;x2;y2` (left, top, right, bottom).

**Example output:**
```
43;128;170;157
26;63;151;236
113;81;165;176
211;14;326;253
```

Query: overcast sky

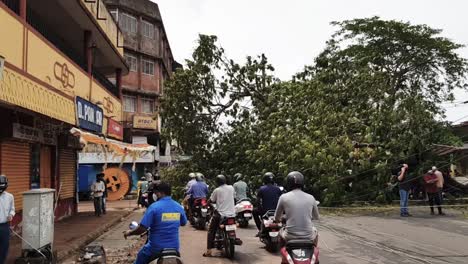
154;0;468;123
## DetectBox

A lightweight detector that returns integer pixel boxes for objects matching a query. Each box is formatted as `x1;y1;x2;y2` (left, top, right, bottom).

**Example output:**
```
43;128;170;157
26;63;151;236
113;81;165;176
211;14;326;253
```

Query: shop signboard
12;123;57;145
133;115;157;130
107;118;123;140
76;96;103;133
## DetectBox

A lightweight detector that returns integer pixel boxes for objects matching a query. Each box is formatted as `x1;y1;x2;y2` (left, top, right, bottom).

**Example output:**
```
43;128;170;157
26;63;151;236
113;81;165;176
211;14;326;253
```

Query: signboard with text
107;118;123;140
133;115;158;130
76;96;103;133
12;123;57;145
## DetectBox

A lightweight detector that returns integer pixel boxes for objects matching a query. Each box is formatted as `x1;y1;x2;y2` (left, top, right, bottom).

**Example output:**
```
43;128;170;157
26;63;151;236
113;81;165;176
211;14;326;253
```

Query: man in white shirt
203;175;236;257
91;174;105;217
0;175;15;264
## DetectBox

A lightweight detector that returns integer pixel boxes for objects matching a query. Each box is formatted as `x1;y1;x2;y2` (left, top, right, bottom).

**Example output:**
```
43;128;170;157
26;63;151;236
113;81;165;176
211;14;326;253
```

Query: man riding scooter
123;181;187;264
253;172;283;237
233;173;249;202
187;174;209;222
274;171;319;246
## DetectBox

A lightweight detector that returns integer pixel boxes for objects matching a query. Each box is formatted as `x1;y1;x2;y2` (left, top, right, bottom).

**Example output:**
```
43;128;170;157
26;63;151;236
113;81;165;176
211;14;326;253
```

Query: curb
57;208;137;262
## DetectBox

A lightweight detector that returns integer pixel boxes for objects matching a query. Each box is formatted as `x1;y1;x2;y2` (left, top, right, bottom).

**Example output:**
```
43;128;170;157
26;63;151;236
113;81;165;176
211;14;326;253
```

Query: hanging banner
107;118;123;140
76;96;103;133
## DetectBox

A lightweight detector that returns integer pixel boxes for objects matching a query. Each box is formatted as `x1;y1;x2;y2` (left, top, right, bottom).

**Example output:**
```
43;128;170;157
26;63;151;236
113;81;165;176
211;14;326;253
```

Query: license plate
244;213;252;217
225;224;237;231
269;232;279;237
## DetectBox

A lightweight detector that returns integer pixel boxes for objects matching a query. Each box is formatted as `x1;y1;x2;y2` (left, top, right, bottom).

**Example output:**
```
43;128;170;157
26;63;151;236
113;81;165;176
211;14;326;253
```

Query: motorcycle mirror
129;221;139;230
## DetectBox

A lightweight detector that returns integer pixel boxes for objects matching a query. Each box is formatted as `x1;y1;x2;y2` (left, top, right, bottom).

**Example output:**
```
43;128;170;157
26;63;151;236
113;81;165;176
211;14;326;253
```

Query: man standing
203;175;237;257
91;174;105;217
233;173;249;202
0;175;15;264
432;166;445;215
137;176;149;207
253;172;282;236
97;173;107;215
424;170;442;215
397;163;411;217
123;182;187;263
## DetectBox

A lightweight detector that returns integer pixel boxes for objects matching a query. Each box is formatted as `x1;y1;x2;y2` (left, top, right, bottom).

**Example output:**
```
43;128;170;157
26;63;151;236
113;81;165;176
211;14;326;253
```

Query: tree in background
161;18;467;205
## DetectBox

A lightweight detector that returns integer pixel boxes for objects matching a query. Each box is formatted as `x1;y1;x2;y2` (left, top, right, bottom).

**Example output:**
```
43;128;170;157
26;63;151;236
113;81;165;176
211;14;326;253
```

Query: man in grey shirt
274;171;319;243
233;173;249;201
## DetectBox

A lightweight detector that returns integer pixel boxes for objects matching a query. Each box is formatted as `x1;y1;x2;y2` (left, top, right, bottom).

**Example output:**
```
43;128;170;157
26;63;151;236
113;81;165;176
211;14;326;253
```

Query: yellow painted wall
0;7;23;68
91;80;122;122
27;32;90;99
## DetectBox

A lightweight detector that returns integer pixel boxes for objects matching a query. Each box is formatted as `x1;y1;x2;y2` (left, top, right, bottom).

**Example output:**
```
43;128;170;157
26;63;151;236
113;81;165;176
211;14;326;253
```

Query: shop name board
76;97;103;133
12;123;57;145
78;152;155;164
133;115;158;130
107;119;123;140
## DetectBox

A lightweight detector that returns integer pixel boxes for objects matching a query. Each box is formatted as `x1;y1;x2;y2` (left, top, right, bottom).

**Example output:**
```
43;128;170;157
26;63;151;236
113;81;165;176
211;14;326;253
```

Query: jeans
399;189;409;215
0;223;10;264
101;197;106;214
94;197;103;216
252;208;265;230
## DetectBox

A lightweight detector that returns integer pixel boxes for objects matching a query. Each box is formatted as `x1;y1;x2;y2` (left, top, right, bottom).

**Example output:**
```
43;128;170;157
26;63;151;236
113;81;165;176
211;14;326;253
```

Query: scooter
280;239;319;264
129;221;184;264
234;198;253;228
259;210;282;252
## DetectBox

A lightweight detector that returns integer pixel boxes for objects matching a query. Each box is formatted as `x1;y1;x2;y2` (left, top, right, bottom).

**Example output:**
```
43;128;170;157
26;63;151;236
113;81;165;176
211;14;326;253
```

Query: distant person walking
432;166;445;215
91;174;105;217
397;163;411;217
97;173;107;215
0;175;15;264
423;170;443;215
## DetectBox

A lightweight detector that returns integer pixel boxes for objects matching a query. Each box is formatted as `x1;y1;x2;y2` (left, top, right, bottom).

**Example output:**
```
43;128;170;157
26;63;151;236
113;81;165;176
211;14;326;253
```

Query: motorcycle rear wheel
223;232;235;259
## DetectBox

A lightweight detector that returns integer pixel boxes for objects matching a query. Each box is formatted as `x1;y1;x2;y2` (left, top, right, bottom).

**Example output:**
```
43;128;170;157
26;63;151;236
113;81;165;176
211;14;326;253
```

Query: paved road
67;208;468;264
180;209;468;264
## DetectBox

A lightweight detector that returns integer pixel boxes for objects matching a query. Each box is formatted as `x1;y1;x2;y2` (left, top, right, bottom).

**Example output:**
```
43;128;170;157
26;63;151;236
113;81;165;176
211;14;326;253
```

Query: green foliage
161;18;467;206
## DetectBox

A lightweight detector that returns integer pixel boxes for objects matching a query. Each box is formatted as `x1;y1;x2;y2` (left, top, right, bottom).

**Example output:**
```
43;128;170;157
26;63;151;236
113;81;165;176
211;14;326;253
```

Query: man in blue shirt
188;174;209;199
124;182;187;264
253;172;282;236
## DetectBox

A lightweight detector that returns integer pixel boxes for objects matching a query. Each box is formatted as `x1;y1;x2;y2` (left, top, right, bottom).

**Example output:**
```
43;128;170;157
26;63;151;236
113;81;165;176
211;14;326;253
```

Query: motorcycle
213;216;242;259
280;239;319;264
190;197;210;230
234;198;253;228
259;210;282;252
129;221;184;264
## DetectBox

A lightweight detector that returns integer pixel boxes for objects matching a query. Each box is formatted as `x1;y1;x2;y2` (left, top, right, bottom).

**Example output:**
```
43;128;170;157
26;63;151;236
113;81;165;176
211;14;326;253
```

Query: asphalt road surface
180;209;468;264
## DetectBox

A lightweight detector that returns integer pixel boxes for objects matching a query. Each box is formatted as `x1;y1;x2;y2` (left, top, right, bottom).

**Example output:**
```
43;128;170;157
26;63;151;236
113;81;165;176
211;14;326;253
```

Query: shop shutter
1;140;31;210
59;149;76;199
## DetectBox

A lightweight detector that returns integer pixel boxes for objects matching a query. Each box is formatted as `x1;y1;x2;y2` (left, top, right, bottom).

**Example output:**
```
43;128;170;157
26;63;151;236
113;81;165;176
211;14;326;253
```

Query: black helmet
0;175;8;193
216;175;227;186
234;173;243;181
286;171;305;190
263;172;275;184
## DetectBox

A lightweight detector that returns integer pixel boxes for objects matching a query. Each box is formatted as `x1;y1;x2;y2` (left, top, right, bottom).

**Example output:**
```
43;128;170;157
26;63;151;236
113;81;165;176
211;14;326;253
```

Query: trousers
0;223;10;264
93;197;103;216
207;211;221;249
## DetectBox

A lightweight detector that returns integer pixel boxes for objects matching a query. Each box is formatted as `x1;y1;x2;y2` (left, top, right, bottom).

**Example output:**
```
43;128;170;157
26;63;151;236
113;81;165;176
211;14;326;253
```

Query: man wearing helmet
0;175;15;264
274;171;319;245
184;172;199;217
253;172;282;236
203;174;236;257
187;174;209;215
233;173;249;202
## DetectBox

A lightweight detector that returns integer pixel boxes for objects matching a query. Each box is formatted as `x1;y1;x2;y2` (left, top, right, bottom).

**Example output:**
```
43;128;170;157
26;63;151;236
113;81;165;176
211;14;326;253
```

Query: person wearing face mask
123;181;187;264
0;175;15;264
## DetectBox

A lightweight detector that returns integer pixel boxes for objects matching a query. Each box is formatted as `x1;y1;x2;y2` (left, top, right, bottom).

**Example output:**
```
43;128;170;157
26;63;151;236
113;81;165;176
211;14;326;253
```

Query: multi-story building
0;0;128;227
104;0;179;174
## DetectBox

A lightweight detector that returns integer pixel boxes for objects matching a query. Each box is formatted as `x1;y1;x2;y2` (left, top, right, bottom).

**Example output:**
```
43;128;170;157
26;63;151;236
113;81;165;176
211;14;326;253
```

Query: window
120;13;137;34
110;9;118;21
142;20;154;39
142;58;154;75
124;54;137;72
123;95;136;112
141;98;155;114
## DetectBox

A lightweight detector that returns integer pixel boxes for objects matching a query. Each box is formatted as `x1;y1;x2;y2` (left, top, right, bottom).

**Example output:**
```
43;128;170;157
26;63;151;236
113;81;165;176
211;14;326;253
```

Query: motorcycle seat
160;248;180;257
236;198;251;203
286;239;314;249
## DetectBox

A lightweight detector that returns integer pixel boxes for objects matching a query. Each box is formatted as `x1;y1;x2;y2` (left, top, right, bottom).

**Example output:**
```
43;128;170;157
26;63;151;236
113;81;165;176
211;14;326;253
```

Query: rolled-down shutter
59;149;76;199
1;140;30;210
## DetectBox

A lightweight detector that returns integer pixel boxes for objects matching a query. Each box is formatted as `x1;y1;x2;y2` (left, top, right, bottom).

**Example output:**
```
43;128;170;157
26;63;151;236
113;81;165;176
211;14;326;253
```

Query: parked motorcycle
259;210;282;252
190;197;210;230
214;216;241;259
129;221;184;264
234;198;253;228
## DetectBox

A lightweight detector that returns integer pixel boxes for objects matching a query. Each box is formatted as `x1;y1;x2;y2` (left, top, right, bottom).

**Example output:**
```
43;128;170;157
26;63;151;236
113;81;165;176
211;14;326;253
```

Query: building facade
104;0;179;173
0;0;127;228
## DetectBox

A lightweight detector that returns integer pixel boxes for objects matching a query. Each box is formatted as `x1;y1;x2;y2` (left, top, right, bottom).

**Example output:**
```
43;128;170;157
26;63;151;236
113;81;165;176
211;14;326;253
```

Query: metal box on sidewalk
22;188;55;250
